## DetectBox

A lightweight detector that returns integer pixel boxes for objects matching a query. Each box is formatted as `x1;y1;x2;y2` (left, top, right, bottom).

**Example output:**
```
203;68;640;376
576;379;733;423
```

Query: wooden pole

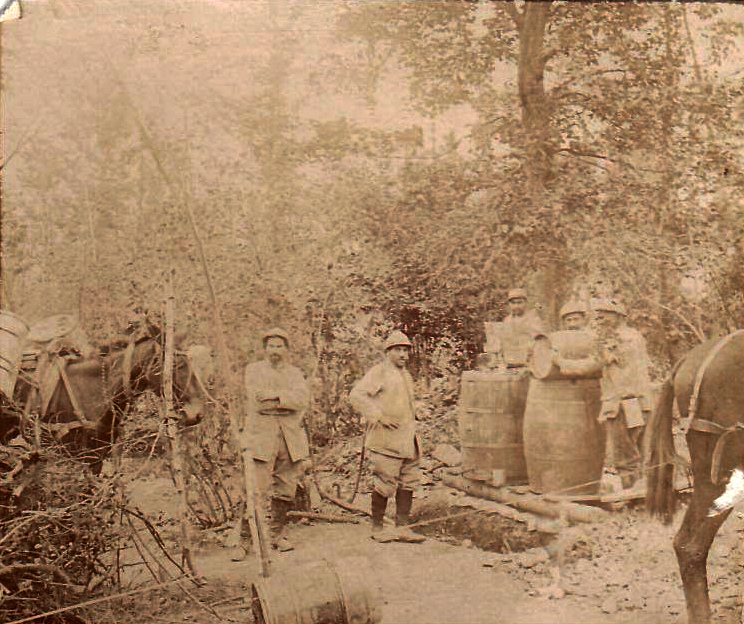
442;474;609;525
162;277;202;581
239;406;271;577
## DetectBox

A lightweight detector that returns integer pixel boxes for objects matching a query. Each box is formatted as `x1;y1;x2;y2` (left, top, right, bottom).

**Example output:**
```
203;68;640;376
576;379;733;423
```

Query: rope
392;458;688;533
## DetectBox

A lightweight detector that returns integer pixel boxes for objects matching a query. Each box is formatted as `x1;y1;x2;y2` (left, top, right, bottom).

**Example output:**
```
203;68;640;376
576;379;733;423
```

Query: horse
645;330;744;624
6;320;210;473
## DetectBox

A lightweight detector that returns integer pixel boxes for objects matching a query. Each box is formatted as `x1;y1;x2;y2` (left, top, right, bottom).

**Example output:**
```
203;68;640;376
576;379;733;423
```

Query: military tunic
597;325;654;424
244;360;310;502
350;360;421;496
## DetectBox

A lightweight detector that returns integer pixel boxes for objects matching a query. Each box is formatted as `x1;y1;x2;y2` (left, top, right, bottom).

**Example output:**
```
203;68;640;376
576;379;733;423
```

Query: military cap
262;327;290;347
507;288;528;302
560;301;588;318
590;299;627;317
384;330;413;351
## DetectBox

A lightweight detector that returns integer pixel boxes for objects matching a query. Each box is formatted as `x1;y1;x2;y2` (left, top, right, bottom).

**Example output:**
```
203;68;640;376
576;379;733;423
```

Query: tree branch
542;46;561;65
682;5;703;85
502;0;523;30
549;69;627;97
636;293;706;344
556;148;664;174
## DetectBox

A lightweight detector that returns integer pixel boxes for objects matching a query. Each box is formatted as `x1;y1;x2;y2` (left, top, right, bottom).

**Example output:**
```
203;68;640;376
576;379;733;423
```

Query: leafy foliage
2;1;743;444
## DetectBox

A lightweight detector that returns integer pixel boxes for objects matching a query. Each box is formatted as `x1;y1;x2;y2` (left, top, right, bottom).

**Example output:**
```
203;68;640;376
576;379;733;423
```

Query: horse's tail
644;376;677;524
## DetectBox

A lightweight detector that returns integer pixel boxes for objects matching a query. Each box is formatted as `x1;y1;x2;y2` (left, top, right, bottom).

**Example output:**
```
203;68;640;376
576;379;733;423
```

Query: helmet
384;330;413;351
590;299;627;317
262;327;290;347
560;301;587;318
507;288;528;302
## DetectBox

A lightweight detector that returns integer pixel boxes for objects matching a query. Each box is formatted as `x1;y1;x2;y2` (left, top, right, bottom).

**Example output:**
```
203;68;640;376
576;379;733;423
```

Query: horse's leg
674;494;731;624
675;432;732;624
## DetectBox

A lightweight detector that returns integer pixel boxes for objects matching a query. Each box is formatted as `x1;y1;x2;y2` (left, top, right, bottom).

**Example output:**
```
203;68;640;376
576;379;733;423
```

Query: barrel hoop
461;408;510;415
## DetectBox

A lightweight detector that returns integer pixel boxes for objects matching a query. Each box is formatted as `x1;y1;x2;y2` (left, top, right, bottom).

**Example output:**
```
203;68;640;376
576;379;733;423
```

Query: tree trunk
658;5;681;360
517;2;552;202
514;2;564;328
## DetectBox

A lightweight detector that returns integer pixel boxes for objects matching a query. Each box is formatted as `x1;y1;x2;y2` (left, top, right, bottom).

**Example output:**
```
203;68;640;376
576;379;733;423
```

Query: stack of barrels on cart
460;328;605;497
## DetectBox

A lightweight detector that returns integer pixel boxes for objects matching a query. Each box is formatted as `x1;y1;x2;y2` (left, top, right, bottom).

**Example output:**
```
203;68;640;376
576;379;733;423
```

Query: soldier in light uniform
559;301;588;331
485;288;544;368
590;299;654;490
349;330;425;543
243;328;309;552
502;288;544;335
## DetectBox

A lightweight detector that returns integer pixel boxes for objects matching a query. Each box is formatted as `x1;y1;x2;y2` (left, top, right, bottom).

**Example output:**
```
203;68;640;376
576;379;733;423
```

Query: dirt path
127;476;744;624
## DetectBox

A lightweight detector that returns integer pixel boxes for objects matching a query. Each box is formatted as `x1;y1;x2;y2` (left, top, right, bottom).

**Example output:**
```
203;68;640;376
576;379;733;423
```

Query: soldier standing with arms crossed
350;331;425;543
242;327;309;553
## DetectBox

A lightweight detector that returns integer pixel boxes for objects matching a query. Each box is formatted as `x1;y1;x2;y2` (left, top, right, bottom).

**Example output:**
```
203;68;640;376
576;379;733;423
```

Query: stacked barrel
459;330;606;496
458;369;529;486
0;311;29;401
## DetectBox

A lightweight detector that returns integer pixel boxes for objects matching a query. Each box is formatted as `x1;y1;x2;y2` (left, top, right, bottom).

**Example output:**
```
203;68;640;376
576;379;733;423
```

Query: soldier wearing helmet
239;327;310;555
590;299;654;491
560;301;588;331
349;330;425;543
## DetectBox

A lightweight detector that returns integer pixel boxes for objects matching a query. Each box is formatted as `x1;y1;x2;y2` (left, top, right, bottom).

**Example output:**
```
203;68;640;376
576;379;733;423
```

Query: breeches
254;433;303;503
367;450;421;498
604;406;644;474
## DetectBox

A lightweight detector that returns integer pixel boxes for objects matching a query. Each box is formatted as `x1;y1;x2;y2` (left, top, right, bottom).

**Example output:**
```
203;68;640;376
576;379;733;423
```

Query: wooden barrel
523;378;605;496
0;311;29;400
251;556;381;624
458;370;530;485
530;331;602;381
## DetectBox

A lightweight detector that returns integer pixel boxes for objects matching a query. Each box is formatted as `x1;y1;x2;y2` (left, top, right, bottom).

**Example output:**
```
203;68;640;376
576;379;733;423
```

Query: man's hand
377;417;399;430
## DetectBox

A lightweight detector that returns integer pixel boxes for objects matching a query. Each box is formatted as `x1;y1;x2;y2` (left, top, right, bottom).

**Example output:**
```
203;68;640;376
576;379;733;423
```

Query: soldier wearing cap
590;299;654;490
242;327;310;553
349;330;425;543
503;288;544;334
560;301;588;331
485;288;544;367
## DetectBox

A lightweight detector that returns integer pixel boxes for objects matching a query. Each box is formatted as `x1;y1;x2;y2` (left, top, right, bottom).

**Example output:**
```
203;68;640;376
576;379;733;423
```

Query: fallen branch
317;486;370;517
287;511;360;524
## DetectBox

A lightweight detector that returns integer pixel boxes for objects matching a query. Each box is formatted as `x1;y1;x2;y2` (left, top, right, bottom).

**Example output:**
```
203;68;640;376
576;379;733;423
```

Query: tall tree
338;1;744;352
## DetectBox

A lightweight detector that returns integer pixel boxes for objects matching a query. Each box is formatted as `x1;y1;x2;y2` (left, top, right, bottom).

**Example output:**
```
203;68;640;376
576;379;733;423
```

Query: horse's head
118;332;214;427
173;344;215;426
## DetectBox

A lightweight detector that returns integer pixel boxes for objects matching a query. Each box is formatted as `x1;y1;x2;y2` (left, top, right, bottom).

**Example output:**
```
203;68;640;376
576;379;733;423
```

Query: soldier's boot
395;488;425;543
270;498;295;552
228;516;254;562
370;491;397;542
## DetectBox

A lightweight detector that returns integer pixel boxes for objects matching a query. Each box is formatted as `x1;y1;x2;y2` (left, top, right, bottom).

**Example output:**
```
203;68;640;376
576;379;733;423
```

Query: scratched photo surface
1;1;744;623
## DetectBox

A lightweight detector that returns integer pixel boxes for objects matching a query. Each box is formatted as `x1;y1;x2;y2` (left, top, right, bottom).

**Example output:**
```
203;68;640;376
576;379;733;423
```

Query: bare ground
113;471;744;624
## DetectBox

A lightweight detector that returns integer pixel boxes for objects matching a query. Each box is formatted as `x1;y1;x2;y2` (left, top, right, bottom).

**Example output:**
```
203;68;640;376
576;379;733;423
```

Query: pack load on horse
646;330;744;624
3;312;212;472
